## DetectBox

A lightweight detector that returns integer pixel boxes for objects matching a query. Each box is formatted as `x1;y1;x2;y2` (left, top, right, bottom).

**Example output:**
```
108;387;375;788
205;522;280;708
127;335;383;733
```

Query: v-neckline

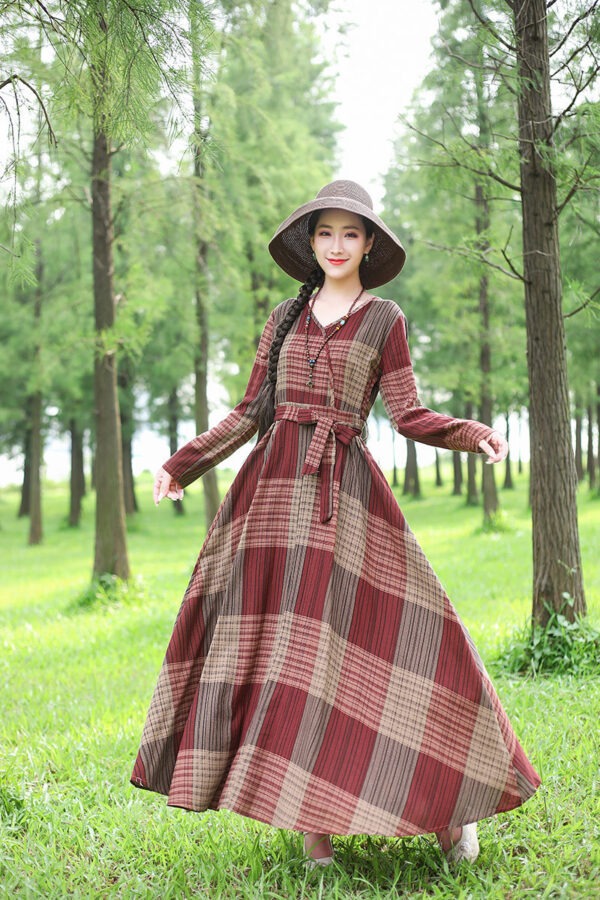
310;296;375;331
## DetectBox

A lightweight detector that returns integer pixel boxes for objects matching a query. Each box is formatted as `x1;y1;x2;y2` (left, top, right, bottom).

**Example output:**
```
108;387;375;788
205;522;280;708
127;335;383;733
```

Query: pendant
306;377;313;388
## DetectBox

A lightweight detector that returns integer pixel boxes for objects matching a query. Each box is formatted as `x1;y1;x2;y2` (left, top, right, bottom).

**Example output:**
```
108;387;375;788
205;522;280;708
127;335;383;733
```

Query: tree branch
402;117;522;193
0;74;57;145
549;2;599;58
564;286;600;318
425;239;526;282
554;62;600;131
466;0;516;52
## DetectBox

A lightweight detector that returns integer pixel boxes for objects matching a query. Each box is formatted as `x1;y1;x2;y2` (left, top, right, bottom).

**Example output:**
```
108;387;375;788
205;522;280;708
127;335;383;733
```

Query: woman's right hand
154;467;184;505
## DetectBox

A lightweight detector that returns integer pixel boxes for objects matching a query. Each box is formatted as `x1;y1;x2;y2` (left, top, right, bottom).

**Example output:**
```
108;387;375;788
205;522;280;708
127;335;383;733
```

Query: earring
312;251;316;260
363;253;370;263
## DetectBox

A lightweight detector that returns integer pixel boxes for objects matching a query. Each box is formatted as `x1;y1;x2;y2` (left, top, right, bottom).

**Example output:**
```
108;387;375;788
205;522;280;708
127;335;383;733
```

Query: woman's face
310;209;374;284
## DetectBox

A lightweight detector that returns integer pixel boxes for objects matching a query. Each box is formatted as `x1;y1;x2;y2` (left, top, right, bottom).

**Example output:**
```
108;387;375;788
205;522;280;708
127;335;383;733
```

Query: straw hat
268;180;406;290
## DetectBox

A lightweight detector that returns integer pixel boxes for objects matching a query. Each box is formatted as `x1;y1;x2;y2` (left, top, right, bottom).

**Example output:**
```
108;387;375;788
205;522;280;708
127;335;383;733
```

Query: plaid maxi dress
131;296;540;836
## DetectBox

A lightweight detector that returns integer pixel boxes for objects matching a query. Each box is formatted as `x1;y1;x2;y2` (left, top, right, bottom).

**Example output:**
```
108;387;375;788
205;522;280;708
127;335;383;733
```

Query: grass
0;466;599;898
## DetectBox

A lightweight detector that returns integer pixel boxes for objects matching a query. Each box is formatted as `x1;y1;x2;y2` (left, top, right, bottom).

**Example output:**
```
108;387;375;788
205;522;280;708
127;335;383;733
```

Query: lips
327;259;347;266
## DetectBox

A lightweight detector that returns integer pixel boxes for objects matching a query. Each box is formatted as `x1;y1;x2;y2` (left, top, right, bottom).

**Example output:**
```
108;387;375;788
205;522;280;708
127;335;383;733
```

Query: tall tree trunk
518;411;524;475
465;401;479;506
574;407;584;481
587;403;596;491
118;358;138;515
190;0;219;531
597;383;600;495
28;391;43;545
28;237;44;546
474;61;498;528
403;439;421;498
391;427;398;488
434;449;443;487
18;419;32;518
514;0;585;623
452;451;463;496
91;116;129;579
69;419;85;527
503;412;514;489
168;387;184;516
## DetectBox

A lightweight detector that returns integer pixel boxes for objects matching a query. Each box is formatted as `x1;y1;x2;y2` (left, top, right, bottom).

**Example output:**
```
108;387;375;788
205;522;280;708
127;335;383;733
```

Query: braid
257;267;323;438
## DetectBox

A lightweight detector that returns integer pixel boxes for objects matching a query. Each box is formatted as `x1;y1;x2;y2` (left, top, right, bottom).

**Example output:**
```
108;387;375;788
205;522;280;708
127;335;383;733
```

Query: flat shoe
304;833;334;868
444;823;480;863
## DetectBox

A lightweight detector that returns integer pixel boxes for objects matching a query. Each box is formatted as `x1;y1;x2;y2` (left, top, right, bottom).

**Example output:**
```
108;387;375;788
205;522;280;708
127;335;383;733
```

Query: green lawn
1;468;599;898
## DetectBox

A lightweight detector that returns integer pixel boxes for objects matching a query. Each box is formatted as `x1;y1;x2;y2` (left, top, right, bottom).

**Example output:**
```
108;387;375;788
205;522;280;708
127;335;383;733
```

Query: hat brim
268;195;406;290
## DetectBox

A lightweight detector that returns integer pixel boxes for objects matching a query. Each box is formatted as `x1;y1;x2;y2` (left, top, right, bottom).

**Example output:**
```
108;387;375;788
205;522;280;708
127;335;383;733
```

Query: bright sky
324;0;439;204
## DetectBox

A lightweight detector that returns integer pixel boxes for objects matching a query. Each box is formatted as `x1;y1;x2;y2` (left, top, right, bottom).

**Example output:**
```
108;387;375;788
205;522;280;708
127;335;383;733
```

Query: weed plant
0;470;598;898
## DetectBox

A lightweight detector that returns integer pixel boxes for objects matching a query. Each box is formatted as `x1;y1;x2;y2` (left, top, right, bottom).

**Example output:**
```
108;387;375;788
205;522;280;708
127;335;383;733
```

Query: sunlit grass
0;464;598;897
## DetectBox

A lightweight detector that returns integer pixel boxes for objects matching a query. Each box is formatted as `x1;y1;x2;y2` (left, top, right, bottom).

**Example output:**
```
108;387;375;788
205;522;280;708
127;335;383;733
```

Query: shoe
439;823;480;863
303;832;334;868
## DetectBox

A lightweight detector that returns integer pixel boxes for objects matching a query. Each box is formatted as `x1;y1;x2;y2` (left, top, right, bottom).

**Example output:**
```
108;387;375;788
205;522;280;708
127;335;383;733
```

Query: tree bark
403;439;421;498
434;449;443;487
18;416;32;518
465;401;479;506
574;407;584;481
514;0;585;623
391;428;399;488
91;118;129;579
452;451;463;496
69;419;85;527
28;390;43;545
503;412;514;489
190;0;219;531
587;403;596;491
118;358;138;515
168;387;184;516
474;60;498;528
28;237;44;546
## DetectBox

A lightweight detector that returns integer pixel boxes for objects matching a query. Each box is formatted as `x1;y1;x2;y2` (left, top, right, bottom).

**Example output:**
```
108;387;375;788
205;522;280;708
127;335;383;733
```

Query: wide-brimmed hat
268;180;406;290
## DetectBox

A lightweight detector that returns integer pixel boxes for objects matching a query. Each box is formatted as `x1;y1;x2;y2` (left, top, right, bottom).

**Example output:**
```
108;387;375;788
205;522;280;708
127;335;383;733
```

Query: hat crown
315;180;374;211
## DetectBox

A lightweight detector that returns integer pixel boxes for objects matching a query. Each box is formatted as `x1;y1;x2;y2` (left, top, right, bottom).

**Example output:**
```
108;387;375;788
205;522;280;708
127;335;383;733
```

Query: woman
132;181;540;868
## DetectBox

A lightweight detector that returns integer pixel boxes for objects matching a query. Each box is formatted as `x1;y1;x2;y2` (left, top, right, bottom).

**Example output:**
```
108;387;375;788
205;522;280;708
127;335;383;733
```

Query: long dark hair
257;266;323;438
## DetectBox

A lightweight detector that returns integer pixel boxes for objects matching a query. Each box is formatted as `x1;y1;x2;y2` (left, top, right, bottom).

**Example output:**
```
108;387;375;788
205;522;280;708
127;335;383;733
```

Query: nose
331;233;344;253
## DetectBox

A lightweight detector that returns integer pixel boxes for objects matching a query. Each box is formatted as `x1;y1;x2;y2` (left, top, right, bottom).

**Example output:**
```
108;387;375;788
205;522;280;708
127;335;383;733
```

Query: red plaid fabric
131;297;540;835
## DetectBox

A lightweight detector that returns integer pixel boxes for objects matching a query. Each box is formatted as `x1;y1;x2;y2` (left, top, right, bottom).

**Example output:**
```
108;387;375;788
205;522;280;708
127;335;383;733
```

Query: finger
154;469;170;505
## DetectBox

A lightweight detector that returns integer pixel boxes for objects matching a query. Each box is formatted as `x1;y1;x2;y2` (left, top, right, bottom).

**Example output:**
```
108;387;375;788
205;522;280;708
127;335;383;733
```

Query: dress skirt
131;297;540;835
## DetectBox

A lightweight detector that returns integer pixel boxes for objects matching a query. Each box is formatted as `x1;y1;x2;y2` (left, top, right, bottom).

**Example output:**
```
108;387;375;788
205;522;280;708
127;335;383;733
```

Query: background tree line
0;0;598;629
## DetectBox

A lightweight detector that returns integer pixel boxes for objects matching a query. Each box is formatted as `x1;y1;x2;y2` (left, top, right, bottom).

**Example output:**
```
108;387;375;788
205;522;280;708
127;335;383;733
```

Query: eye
345;231;359;238
317;229;331;237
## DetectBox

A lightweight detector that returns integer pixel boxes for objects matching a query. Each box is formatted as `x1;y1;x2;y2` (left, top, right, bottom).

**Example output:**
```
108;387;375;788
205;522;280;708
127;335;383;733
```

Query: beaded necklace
304;287;364;388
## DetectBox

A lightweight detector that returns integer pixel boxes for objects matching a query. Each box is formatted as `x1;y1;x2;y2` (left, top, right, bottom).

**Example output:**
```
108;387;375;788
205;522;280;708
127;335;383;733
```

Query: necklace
304;287;364;388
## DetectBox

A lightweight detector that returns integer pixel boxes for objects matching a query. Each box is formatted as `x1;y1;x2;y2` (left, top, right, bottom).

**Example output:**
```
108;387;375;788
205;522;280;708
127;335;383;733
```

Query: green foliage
496;597;600;677
72;573;146;611
0;778;28;834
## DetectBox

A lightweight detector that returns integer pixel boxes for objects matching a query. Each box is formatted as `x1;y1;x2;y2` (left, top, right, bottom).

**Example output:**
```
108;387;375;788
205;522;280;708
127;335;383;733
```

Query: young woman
132;181;540;868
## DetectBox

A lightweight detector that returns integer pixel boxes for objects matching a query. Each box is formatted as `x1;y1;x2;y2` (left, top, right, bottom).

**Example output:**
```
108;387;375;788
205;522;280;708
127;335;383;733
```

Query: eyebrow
316;222;363;230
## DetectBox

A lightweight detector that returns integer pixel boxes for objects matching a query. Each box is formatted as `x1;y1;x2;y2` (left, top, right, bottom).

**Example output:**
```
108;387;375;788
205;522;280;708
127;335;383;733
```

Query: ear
309;233;315;251
365;233;374;254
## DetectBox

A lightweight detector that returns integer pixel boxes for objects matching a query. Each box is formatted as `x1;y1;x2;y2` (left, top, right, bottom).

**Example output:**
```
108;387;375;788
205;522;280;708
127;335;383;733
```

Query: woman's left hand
478;431;509;464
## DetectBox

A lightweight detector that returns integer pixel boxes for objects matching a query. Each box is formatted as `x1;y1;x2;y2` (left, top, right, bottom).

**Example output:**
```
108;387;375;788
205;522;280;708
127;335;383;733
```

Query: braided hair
257;266;324;438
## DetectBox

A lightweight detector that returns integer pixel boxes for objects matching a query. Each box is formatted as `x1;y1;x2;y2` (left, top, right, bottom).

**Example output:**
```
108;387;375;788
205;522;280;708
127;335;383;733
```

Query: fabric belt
274;403;365;523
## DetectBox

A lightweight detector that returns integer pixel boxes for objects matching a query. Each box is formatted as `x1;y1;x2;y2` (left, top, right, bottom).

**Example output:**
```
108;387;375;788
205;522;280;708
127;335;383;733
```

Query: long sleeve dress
131;296;540;837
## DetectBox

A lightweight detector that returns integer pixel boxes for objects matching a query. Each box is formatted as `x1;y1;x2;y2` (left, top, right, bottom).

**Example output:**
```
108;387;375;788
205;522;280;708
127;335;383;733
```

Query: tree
511;0;589;622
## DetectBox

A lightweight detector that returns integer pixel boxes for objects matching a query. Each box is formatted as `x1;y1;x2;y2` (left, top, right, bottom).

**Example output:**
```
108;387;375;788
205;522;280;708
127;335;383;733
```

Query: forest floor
1;469;598;898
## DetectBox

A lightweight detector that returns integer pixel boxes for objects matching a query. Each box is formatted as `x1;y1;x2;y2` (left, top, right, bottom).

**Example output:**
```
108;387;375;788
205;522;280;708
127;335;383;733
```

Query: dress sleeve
378;312;493;453
163;310;275;487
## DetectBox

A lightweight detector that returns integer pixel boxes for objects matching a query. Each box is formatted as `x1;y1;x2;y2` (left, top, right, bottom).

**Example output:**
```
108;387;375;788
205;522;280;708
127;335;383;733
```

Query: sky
323;0;439;203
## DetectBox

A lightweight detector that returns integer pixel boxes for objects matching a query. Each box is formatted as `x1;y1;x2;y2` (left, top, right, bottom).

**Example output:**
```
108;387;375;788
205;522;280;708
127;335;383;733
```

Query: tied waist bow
274;403;365;523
